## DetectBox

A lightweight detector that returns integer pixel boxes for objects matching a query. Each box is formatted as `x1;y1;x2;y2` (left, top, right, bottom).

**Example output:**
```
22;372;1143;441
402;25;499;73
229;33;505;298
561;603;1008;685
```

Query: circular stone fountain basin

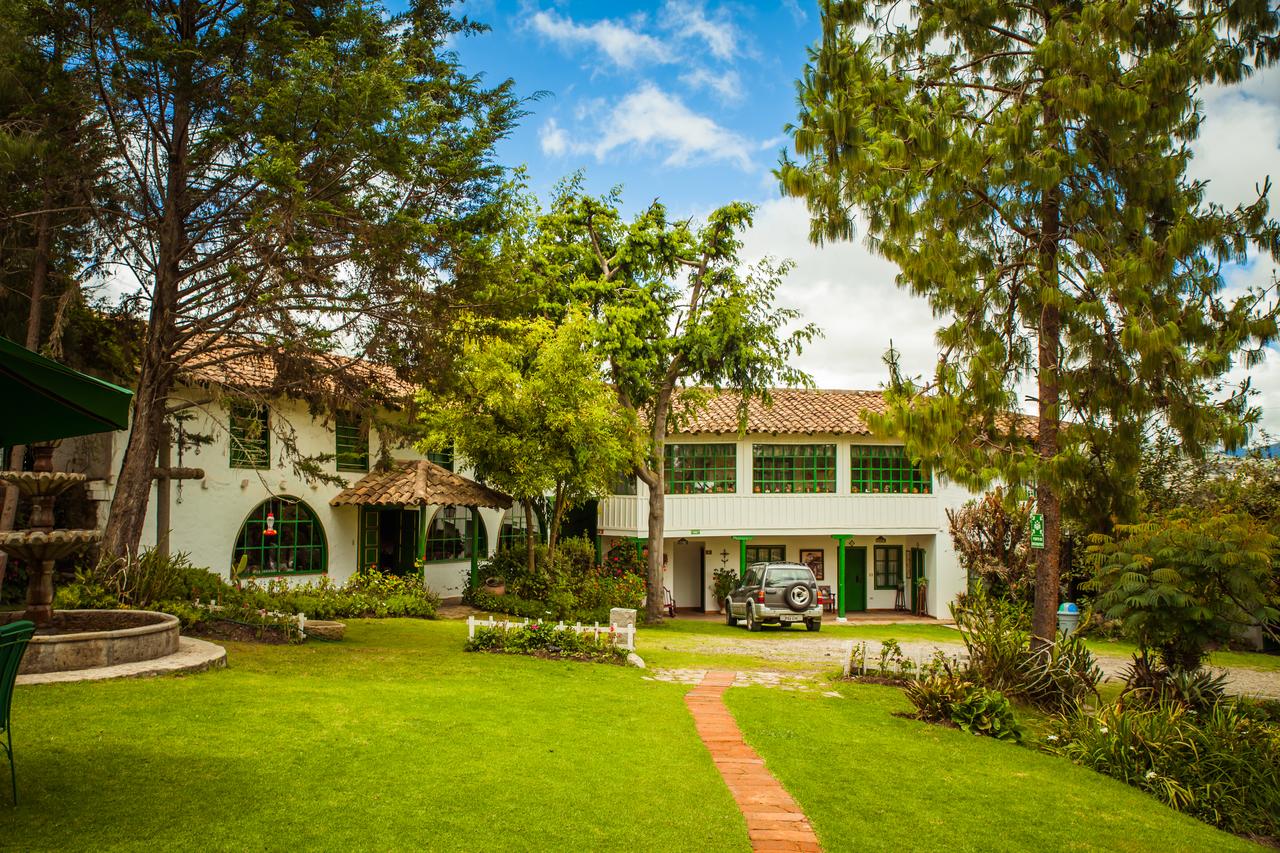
1;609;180;675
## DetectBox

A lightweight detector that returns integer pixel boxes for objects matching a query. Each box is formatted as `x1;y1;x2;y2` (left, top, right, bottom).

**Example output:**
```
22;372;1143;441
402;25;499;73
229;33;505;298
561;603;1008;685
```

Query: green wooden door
359;507;380;571
844;546;867;612
910;548;926;613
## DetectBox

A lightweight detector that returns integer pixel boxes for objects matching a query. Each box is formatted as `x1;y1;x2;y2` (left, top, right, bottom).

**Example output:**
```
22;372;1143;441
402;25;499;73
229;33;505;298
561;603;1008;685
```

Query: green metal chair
0;619;35;806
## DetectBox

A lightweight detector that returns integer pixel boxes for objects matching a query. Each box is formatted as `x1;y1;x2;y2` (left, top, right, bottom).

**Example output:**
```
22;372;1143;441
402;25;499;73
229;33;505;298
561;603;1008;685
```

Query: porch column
469;509;480;590
832;534;854;619
732;534;752;577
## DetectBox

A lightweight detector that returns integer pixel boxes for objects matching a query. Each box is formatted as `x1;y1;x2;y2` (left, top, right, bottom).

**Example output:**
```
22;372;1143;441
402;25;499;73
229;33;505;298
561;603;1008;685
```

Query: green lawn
9;620;748;852
6;619;1264;851
726;685;1258;853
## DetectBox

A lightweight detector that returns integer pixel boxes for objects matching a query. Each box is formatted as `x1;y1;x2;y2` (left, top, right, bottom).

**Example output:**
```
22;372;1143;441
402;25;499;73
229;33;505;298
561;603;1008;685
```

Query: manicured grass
725;684;1259;853
9;620;748;852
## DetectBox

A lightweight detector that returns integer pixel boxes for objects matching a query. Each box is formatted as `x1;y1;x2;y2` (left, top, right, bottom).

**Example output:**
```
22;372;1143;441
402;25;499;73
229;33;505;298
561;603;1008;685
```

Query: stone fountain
0;445;180;675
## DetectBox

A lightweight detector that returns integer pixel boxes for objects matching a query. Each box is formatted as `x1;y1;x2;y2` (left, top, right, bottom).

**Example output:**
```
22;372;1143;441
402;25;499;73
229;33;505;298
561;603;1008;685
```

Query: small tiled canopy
330;459;512;510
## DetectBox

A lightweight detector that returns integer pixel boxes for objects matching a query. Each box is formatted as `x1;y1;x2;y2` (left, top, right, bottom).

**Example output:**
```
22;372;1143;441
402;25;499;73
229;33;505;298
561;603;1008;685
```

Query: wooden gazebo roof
329;459;512;510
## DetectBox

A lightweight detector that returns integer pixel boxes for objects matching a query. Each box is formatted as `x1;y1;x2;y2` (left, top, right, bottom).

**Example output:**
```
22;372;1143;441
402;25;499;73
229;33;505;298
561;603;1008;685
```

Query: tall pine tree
781;0;1280;640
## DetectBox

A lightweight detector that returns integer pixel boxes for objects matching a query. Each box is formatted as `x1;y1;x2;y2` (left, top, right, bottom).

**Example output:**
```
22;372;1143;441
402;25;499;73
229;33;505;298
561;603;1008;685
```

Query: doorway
359;507;421;575
843;545;867;612
673;541;705;611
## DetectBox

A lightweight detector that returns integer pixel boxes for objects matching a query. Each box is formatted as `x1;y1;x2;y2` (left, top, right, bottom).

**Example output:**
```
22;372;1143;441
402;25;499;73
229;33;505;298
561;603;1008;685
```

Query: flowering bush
465;622;627;664
1046;699;1280;835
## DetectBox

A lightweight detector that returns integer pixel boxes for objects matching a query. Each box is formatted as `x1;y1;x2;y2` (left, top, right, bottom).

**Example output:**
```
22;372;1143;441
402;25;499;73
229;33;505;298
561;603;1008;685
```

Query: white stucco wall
102;388;504;596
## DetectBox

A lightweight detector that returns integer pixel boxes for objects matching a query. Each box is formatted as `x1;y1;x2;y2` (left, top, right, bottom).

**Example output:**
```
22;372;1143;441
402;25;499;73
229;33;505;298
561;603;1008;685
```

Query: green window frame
850;445;932;494
229;401;269;470
665;443;736;494
232;497;327;575
752;443;836;493
423;505;486;562
745;544;786;564
427;444;454;472
499;503;540;550
334;411;369;473
874;545;903;590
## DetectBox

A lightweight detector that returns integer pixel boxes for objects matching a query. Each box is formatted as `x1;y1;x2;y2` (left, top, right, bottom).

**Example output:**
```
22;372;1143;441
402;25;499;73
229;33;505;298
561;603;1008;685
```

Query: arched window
498;503;540;551
232;497;327;575
423;506;487;562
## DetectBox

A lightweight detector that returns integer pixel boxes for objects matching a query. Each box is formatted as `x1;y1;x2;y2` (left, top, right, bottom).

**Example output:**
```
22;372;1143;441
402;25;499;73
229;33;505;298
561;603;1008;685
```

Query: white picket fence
466;615;636;651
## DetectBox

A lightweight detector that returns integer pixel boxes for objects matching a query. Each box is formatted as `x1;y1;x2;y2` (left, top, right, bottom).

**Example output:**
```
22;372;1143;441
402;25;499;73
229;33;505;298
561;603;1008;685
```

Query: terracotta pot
484;579;506;597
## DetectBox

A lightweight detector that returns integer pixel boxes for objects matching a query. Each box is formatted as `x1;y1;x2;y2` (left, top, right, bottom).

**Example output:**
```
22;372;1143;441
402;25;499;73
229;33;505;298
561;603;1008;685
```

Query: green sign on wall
1030;514;1045;549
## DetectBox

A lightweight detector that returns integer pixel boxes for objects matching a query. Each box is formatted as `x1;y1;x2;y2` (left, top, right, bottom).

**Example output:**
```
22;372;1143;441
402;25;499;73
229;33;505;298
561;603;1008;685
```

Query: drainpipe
732;534;752;577
832;534;854;619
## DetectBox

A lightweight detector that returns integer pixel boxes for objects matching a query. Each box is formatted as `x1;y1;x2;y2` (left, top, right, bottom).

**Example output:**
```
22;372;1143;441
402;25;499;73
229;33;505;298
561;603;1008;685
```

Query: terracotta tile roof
673;388;1038;439
675;389;890;435
329;459;512;510
178;338;416;401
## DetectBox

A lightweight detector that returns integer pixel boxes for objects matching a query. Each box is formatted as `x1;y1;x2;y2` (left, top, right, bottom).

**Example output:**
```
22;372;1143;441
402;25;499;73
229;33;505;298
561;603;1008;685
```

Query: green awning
0;335;134;445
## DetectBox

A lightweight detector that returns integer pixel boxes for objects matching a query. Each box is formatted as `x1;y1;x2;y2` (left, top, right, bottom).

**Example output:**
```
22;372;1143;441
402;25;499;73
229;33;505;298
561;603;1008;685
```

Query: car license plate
779;615;803;623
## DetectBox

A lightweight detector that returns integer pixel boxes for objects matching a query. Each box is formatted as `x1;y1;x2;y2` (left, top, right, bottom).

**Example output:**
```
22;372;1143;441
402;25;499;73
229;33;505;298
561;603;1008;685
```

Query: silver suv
725;562;822;632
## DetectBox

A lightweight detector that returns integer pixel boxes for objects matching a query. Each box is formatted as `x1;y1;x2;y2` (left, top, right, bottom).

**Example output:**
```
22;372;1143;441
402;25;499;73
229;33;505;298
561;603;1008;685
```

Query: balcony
598;492;941;537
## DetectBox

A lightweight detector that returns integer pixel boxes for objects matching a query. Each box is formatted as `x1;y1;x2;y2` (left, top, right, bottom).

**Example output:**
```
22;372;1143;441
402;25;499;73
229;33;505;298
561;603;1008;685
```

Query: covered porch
330;459;511;599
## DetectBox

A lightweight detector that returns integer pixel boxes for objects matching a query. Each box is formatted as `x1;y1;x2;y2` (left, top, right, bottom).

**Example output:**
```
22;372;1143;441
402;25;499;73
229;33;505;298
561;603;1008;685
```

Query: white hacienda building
597;390;975;619
83;349;975;616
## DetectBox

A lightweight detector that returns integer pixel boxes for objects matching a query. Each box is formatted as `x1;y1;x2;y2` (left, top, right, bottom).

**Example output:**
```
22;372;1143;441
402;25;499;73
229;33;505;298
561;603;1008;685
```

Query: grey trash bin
1057;602;1080;635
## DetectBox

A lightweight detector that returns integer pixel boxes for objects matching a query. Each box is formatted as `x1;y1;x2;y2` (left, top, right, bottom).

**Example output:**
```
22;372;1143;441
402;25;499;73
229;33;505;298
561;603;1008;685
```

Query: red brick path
684;671;822;853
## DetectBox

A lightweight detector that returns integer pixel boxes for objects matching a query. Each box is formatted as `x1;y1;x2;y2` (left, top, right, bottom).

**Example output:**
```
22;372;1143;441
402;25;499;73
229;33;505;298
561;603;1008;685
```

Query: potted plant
483;576;506;597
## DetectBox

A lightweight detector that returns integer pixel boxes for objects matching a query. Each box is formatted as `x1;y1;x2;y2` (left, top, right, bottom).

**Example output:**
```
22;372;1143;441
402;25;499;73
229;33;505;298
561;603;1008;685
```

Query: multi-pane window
665;443;736;494
424;505;485;562
427;444;454;472
752;444;836;493
334;411;369;473
874;545;903;590
233;498;326;575
229;401;269;469
499;503;539;550
745;544;786;564
850;445;932;494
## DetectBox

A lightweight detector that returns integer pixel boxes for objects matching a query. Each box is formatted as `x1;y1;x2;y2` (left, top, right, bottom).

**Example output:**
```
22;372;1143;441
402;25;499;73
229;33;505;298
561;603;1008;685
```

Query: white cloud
555;83;753;170
662;1;741;62
528;8;672;69
679;67;743;102
539;118;569;157
738;196;941;392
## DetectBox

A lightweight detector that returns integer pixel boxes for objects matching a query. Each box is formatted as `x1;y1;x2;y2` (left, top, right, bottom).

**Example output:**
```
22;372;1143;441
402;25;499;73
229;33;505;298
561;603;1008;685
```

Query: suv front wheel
725;600;738;627
745;604;762;632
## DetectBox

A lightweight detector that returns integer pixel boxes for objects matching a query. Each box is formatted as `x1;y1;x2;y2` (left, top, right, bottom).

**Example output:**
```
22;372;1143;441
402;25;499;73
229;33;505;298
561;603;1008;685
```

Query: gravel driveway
650;631;1280;699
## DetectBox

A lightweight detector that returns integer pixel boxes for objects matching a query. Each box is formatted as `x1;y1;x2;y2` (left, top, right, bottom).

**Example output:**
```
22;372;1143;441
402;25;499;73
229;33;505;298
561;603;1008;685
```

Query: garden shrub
951;590;1101;712
468;536;643;621
1120;654;1228;712
1047;699;1280;836
465;622;627;664
906;673;1024;743
1087;509;1278;673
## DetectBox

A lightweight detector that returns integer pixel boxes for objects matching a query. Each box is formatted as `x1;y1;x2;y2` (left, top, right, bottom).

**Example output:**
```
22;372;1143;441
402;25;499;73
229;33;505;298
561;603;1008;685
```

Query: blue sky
452;0;814;217
439;1;1280;435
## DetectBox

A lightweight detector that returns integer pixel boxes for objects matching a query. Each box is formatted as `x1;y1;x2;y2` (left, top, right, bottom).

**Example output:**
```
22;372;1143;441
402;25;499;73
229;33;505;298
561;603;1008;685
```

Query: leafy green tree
417;313;640;577
1088;509;1279;671
780;0;1280;640
73;0;520;558
947;488;1034;603
531;179;818;620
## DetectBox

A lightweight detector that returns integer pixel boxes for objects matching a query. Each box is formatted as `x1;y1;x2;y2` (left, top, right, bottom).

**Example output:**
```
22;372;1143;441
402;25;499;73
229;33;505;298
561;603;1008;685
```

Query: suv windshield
765;567;812;584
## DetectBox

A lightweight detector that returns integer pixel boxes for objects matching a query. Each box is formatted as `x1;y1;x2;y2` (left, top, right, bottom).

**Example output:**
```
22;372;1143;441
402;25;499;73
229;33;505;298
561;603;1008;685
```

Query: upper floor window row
851;445;931;495
752;443;836;493
665;443;736;494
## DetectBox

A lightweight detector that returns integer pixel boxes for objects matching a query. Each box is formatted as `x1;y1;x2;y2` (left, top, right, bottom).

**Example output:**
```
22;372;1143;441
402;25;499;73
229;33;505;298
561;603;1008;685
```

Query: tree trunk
1032;190;1062;645
547;482;566;556
643;460;665;623
523;501;536;578
101;357;168;558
